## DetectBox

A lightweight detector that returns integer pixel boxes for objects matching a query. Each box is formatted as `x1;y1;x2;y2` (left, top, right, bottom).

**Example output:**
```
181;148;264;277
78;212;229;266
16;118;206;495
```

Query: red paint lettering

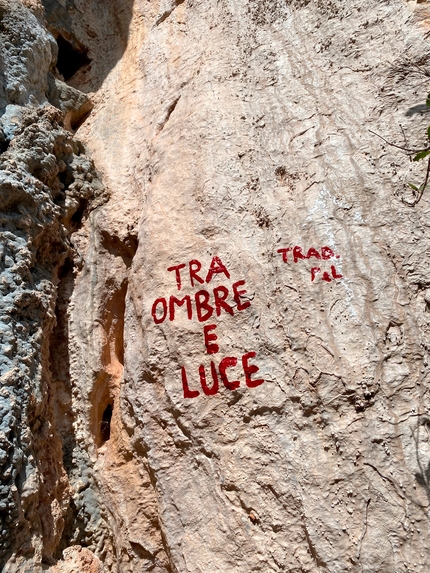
311;267;321;282
322;272;332;282
242;352;264;388
169;295;192;321
151;298;168;324
182;366;200;398
219;357;240;390
167;263;186;290
205;256;231;283
203;324;219;354
189;259;205;287
331;265;343;279
321;246;335;260
293;246;306;263
195;290;214;322
199;362;219;396
306;247;321;260
213;286;234;317
232;280;251;311
277;248;292;262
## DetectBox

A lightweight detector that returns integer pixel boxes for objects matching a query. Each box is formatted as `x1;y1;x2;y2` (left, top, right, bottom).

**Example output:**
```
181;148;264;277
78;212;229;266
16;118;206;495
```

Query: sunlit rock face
2;0;430;571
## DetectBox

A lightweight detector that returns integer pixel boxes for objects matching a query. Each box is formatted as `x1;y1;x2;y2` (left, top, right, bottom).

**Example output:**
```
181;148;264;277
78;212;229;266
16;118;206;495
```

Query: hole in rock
101;230;138;268
71;197;88;228
0;136;9;154
100;404;113;444
56;169;72;198
70;108;92;131
56;34;91;82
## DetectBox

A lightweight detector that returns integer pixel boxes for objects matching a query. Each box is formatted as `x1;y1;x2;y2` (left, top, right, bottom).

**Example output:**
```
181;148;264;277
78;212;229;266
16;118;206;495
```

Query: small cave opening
56;34;91;82
100;403;113;444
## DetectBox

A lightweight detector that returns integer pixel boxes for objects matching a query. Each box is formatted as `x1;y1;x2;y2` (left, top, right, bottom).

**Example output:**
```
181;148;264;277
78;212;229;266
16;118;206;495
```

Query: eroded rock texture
0;1;106;570
3;0;430;571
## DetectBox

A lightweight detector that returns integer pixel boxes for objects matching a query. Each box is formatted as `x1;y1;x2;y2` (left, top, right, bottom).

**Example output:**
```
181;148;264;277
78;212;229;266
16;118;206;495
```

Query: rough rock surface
0;1;106;570
3;0;430;572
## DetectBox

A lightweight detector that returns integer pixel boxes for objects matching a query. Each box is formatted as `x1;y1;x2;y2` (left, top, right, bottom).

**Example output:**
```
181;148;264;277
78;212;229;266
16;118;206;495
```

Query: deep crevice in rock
90;232;138;449
56;34;91;83
70;197;89;229
100;403;113;444
49;257;76;475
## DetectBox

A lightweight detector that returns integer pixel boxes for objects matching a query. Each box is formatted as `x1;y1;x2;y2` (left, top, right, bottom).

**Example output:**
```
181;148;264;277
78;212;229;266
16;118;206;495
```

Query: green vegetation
371;93;430;206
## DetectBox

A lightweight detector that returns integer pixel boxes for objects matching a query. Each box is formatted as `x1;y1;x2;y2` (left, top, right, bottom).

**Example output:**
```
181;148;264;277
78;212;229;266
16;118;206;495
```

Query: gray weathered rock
0;1;107;570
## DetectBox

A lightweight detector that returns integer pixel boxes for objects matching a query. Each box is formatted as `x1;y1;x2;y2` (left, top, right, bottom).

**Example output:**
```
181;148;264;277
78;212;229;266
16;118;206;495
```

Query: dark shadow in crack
49;257;77;477
42;0;135;93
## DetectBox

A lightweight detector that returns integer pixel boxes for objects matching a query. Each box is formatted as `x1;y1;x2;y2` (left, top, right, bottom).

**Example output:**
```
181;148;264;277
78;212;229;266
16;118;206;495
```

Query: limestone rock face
3;0;430;571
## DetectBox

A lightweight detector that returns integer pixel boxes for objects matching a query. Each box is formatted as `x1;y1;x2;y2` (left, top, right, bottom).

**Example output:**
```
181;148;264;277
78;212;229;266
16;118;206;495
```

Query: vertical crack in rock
66;220;174;571
141;451;176;573
49;257;79;558
89;231;134;450
100;404;113;444
103;231;174;569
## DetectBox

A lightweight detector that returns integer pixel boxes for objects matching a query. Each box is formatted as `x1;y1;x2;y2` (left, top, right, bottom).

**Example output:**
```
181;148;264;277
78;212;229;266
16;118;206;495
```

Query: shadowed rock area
3;0;430;571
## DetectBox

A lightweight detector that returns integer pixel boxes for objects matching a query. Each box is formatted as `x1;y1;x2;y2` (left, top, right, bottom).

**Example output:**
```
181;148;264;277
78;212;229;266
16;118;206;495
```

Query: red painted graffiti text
181;351;264;398
277;246;343;282
151;256;263;398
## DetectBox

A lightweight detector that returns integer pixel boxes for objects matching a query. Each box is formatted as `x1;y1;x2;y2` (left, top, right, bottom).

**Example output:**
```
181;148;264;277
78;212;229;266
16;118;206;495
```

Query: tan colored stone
52;546;104;573
64;0;430;570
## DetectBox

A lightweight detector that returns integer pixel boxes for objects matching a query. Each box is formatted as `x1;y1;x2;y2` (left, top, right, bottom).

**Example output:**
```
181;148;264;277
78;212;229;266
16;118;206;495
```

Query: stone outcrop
2;0;430;571
0;1;106;569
